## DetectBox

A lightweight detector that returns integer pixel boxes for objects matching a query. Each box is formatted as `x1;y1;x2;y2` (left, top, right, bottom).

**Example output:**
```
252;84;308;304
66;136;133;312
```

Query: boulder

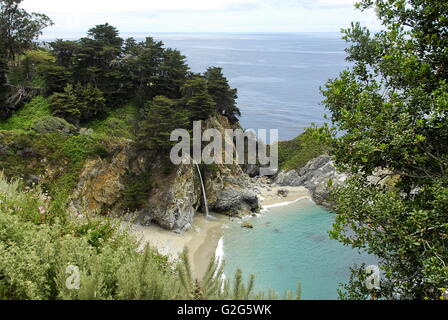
277;188;289;198
137;163;199;233
213;188;259;216
241;221;254;229
275;155;348;208
71;141;131;214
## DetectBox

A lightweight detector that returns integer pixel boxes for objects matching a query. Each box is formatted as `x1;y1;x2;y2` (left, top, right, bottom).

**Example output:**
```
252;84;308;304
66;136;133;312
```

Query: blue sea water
140;33;365;299
43;32;365;299
222;199;377;300
149;32;349;140
43;32;348;140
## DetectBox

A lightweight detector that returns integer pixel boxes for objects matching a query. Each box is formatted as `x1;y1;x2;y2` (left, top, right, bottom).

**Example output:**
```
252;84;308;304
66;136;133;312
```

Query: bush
7;49;54;89
0;173;298;300
0;96;51;131
88;103;138;140
31;116;78;135
49;84;106;125
278;130;329;171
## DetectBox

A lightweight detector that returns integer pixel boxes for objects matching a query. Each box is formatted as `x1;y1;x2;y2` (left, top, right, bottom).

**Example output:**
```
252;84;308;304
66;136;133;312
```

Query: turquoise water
222;199;377;300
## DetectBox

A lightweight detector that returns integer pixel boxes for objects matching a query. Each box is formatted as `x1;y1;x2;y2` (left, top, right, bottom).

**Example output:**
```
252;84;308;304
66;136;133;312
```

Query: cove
222;198;377;300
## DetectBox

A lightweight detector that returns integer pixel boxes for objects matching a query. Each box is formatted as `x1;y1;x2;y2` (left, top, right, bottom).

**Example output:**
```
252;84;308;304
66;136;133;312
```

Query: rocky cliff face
274;155;348;208
71;115;260;232
202;116;260;216
72;141;132;214
137;163;200;233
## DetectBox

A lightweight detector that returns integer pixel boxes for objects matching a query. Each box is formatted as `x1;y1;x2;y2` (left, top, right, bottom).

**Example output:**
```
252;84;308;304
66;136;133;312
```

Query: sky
21;0;381;36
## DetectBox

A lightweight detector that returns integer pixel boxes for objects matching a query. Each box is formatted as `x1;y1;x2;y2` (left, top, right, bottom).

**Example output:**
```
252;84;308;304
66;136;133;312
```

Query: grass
278;130;329;171
0;129;113;202
88;103;139;140
0;96;51;131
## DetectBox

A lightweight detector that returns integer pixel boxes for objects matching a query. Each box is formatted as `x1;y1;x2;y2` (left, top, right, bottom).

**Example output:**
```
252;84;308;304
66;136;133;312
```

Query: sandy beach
259;185;311;207
125;183;312;280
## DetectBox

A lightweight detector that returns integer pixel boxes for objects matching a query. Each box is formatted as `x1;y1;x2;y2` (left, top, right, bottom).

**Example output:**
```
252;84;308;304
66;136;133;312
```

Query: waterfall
191;158;213;219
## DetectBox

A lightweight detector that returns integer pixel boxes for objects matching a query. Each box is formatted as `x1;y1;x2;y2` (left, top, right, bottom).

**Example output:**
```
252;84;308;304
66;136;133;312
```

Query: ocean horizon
41;32;349;141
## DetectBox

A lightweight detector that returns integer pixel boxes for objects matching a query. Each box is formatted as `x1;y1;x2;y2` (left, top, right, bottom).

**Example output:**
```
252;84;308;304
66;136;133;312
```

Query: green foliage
121;37;165;105
49;84;80;124
36;133;110;195
157;48;190;98
38;62;72;95
0;0;53;61
182;77;216;121
49;83;106;125
0;129;112;199
0;57;6;109
31;116;77;135
88;103;139;140
87;23;123;49
122;170;153;212
50;40;79;68
278;130;329;171
205;67;240;123
139;96;190;151
7;49;53;88
0;96;51;131
321;0;448;300
0;174;292;300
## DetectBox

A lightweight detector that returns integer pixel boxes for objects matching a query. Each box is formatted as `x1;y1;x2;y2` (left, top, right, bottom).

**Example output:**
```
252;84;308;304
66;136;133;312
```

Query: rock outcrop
71;140;133;214
274;155;348;208
137;163;200;233
71;141;202;233
202;116;261;216
72;115;261;232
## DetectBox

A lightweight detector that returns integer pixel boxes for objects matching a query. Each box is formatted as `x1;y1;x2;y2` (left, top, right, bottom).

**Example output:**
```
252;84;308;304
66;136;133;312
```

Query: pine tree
0;57;7;118
182;77;216;121
139;96;190;151
204;67;240;123
157;48;189;99
49;83;106;125
49;84;80;125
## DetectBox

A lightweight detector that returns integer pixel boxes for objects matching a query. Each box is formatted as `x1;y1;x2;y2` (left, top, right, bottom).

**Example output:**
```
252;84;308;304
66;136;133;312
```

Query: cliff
70;114;260;233
274;155;348;209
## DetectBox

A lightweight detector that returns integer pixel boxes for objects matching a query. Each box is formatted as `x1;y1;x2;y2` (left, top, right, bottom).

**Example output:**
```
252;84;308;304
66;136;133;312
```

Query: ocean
42;32;349;140
148;33;372;299
42;32;366;299
221;199;377;300
149;32;349;141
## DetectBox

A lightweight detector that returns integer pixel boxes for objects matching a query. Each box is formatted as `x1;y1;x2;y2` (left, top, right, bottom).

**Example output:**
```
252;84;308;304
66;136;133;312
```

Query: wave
260;196;312;213
215;236;225;267
215;237;227;286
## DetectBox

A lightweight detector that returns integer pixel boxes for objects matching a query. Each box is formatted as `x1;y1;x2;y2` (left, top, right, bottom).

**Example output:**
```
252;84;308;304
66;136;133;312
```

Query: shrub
88;103;138;140
31;116;78;135
0;173;298;300
0;96;51;131
49;84;106;125
278;130;329;171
